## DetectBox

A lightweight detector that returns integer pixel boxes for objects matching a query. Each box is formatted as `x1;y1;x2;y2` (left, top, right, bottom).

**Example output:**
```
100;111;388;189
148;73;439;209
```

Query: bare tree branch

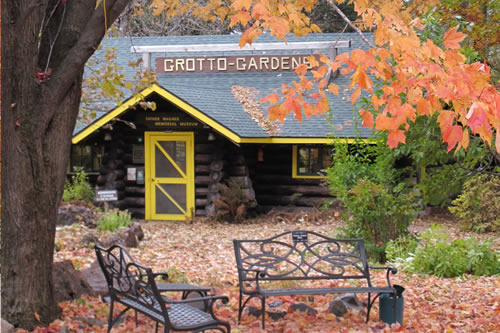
47;0;130;105
325;0;374;48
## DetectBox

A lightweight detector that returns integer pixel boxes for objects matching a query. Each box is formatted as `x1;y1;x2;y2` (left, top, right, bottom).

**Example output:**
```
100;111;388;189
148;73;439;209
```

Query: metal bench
233;230;397;328
95;244;230;333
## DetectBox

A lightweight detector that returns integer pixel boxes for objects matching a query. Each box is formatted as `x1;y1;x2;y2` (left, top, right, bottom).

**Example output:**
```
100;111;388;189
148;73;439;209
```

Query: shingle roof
75;33;374;140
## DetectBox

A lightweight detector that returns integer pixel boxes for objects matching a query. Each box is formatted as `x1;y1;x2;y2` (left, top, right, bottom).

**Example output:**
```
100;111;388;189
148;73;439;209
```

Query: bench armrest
136;271;169;282
239;268;267;291
164;295;229;305
369;265;397;287
164;295;229;319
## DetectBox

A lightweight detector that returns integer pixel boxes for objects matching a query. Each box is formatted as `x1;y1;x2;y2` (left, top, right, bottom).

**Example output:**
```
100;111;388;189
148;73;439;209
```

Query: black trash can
379;285;404;325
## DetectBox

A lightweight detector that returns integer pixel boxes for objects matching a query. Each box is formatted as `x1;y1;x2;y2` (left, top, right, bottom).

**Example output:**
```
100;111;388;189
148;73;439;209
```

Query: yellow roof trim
72;86;157;144
149;85;242;143
72;84;373;145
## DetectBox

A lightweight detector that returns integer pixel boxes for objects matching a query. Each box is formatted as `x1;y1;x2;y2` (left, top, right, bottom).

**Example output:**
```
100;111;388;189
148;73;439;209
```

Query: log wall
93;110;332;218
243;144;332;212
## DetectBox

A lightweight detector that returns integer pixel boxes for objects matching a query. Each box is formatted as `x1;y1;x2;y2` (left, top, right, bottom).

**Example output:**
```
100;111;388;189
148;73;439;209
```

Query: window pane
296;146;330;177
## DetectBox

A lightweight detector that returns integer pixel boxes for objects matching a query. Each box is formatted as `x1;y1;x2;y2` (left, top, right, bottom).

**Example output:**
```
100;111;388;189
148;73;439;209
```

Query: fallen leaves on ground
19;210;500;332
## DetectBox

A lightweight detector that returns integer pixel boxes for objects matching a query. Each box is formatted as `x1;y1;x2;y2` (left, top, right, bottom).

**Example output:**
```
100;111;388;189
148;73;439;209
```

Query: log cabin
71;33;373;220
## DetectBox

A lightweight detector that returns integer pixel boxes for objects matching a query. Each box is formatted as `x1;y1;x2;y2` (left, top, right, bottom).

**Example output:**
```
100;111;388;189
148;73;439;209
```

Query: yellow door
145;132;194;220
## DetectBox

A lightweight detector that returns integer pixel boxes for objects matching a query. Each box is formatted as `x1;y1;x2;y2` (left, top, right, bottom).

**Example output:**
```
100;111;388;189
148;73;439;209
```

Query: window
69;144;103;173
292;145;331;178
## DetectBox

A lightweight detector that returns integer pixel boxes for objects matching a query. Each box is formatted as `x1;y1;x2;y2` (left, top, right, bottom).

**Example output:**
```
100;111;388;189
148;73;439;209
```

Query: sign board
132;144;145;164
127;168;137;181
95;190;118;202
292;230;308;243
136;168;145;185
137;112;201;130
155;54;321;74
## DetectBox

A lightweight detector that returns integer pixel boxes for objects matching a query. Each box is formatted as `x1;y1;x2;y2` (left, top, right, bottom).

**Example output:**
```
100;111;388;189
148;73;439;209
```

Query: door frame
144;132;194;220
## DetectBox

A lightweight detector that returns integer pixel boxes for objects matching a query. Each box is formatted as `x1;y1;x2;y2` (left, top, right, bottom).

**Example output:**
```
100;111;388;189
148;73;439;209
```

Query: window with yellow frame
292;145;331;178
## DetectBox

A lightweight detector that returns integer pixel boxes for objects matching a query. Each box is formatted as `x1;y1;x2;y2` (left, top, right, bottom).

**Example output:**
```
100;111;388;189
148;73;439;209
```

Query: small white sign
95;190;118;202
127;168;137;181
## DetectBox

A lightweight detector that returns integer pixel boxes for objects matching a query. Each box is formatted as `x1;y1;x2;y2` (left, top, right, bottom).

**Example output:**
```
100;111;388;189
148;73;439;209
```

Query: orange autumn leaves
229;0;499;153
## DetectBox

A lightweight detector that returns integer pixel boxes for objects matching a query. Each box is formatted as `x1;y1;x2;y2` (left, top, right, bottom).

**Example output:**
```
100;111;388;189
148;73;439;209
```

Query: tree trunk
1;0;130;329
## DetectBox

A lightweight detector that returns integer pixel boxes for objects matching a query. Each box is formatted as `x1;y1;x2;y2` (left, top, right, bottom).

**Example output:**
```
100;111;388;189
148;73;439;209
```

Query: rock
123;229;139;248
246;307;286;321
59;327;70;333
81;232;99;246
247;307;262;317
81;260;108;297
267;310;287;321
289;303;317;315
1;319;15;333
328;299;347;317
130;222;144;241
269;300;283;307
53;260;96;303
329;294;364;317
336;294;364;312
57;205;97;228
72;316;104;327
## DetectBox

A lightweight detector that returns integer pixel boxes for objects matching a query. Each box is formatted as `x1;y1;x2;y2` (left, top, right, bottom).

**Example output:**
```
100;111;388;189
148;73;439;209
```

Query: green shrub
62;167;95;203
327;139;419;262
97;209;132;232
385;235;419;263
398;225;500;277
449;174;500;233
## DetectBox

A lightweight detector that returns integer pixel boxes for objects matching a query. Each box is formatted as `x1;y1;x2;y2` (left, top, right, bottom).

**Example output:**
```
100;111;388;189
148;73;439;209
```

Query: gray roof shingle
75;33;374;140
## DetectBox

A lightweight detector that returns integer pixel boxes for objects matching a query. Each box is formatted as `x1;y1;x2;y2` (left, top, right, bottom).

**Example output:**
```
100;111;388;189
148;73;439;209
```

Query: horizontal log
125;197;146;207
195;187;209;196
196;198;208;207
98;180;126;191
195;154;212;164
256;195;329;207
195;144;216;154
125;186;145;195
127;207;145;219
195;165;210;174
108;200;127;210
195;176;210;186
255;164;291;174
195;209;207;217
226;155;246;166
228;165;248;176
255;184;330;196
255;175;321;185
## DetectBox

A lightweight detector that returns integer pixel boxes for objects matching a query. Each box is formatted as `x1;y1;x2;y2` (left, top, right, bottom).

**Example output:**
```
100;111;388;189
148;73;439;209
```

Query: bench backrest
234;230;371;285
95;245;169;321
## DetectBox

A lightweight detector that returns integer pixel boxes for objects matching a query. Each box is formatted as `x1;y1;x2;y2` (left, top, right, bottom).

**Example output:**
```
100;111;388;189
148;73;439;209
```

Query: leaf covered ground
21;209;500;332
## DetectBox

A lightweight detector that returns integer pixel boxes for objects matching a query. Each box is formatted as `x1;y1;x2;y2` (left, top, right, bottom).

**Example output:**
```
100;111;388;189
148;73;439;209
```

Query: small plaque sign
95;190;118;202
132;144;145;164
292;231;308;243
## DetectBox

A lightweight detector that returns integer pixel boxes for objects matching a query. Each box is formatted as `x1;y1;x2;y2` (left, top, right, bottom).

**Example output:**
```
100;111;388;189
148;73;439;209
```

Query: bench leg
107;300;114;333
261;296;266;329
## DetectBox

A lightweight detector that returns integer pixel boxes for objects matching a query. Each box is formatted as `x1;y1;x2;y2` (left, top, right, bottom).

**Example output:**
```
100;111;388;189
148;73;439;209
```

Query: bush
449;174;500;233
213;178;254;223
62;167;95;203
97;209;132;232
388;224;500;277
385;235;419;263
327;140;420;262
